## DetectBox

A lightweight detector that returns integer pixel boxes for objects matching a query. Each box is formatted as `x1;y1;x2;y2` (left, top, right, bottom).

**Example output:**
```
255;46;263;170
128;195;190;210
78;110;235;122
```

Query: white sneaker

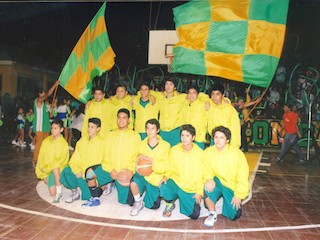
204;212;217;227
69;146;74;151
20;141;27;147
65;189;80;203
11;140;17;145
103;182;112;195
30;144;35;150
130;200;144;216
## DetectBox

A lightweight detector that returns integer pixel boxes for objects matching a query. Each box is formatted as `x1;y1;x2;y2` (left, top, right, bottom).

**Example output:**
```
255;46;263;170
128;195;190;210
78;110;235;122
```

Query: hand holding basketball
136;155;153;176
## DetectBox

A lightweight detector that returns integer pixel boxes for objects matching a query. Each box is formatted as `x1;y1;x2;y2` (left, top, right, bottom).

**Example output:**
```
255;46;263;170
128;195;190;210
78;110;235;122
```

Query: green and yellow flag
172;0;289;88
59;3;115;103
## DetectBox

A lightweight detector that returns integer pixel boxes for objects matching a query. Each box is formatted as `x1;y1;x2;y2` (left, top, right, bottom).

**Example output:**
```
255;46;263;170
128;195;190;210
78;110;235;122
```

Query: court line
1;202;319;234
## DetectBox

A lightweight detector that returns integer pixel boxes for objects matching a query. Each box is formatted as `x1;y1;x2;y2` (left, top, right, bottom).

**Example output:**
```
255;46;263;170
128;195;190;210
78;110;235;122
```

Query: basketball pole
306;100;313;161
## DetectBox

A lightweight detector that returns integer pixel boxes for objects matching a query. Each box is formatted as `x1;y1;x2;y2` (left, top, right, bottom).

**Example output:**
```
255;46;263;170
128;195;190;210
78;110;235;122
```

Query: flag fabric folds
59;3;115;103
172;0;289;88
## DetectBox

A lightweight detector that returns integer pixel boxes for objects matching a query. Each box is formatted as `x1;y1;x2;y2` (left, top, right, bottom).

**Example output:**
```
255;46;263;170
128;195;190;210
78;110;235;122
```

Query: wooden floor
1;143;320;240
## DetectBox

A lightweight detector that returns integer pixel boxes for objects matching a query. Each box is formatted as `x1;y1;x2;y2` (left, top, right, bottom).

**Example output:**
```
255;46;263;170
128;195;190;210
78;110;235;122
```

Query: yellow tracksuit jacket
203;144;249;199
207;101;241;148
36;135;69;179
69;135;105;177
102;128;141;173
152;91;186;131
132;97;159;133
166;143;204;195
108;95;133;131
180;98;208;143
82;99;112;139
138;136;170;186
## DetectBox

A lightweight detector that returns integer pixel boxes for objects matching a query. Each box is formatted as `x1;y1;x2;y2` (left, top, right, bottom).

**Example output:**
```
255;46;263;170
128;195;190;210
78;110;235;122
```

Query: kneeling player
35;119;69;203
130;119;170;216
60;118;105;206
94;108;141;205
203;126;249;227
159;124;204;219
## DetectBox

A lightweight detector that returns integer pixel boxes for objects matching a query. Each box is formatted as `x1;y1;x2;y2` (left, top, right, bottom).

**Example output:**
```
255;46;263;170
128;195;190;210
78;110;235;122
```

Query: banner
59;3;115;103
172;0;289;88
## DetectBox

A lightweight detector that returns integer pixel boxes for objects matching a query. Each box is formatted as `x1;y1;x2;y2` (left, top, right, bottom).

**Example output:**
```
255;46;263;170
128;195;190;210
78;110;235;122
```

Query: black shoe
295;159;307;165
276;158;283;164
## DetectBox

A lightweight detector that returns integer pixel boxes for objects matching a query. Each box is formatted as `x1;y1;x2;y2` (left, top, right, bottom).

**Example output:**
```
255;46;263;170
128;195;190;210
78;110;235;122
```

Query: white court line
1;202;319;234
259;163;271;166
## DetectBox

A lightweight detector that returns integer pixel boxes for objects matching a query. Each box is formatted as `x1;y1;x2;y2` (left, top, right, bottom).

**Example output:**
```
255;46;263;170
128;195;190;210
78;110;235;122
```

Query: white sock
209;211;216;216
56;185;62;195
134;194;141;202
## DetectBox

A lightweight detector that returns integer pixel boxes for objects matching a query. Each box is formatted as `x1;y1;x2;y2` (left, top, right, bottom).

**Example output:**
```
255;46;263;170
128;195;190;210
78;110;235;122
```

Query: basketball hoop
165;54;174;73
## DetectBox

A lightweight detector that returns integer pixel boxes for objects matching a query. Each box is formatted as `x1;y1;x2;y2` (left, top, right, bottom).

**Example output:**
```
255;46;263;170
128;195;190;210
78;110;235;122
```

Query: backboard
148;30;179;65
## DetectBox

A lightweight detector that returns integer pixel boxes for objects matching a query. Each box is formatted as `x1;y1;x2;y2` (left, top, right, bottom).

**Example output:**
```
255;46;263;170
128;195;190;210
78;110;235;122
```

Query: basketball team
35;77;249;228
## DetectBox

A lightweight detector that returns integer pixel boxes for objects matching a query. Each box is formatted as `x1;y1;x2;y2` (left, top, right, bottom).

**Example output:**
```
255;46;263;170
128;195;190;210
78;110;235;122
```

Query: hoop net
165;54;174;73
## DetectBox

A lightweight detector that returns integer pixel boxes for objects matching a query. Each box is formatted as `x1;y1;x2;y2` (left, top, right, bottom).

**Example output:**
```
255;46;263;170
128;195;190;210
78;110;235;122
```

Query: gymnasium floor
1;144;320;240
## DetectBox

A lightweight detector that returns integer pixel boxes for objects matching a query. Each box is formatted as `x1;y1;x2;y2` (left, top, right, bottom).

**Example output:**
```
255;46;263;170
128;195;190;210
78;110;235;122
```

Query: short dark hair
117;108;130;118
164;76;177;88
181;124;196;137
284;102;293;110
209;82;224;95
187;84;199;94
212;126;231;141
139;82;150;89
116;84;127;91
88;117;101;128
51;119;63;128
36;88;45;96
145;118;160;131
93;86;105;94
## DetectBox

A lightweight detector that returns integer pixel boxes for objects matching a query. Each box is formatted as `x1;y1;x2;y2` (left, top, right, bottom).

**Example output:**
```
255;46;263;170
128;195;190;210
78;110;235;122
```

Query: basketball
117;169;133;187
136;156;153;176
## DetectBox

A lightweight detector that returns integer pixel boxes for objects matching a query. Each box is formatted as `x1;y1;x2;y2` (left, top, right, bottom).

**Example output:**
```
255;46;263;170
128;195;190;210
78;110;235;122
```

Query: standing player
180;85;208;149
207;82;241;148
131;83;159;140
151;77;187;147
82;86;112;139
108;85;133;131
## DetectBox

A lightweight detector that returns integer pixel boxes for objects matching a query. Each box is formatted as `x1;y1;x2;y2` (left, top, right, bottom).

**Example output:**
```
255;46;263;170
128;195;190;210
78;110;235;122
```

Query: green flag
172;0;289;88
59;3;115;103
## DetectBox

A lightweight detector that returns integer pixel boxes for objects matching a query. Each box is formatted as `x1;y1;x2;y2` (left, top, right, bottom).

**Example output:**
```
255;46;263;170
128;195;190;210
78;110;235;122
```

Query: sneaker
11;140;17;145
276;157;283;164
130;200;144;216
65;189;80;203
69;146;74;151
20;141;27;147
295;159;307;165
103;182;112;196
163;203;175;217
82;197;100;207
30;144;35;150
204;212;218;227
52;193;63;204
